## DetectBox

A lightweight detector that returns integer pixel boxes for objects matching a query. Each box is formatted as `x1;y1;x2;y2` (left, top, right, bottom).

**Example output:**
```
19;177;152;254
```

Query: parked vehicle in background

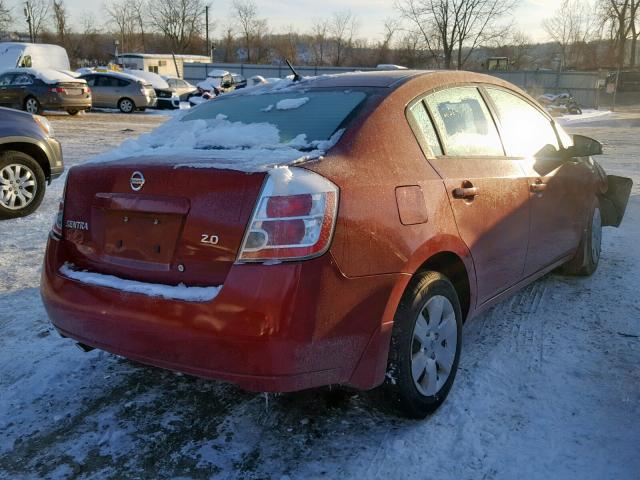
189;70;236;106
537;92;582;116
124;69;179;109
41;70;632;418
0;43;70;71
606;70;640;92
0;106;63;218
79;71;156;113
0;68;91;115
231;73;247;89
164;76;197;101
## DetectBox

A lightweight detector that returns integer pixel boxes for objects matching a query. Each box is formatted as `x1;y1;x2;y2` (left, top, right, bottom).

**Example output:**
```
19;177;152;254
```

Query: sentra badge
65;220;89;231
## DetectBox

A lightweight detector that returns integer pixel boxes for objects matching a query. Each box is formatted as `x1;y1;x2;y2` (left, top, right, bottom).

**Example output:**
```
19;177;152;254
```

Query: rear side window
486;88;559;157
13;74;33;85
408;101;443;156
118;79;131;87
425;87;504;157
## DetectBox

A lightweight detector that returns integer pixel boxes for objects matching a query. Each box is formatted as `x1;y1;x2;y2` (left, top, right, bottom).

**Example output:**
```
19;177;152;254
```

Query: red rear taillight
238;168;339;262
85;87;91;94
49;87;66;94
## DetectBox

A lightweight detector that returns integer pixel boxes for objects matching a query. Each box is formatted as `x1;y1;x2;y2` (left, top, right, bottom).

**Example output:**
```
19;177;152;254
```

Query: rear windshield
182;90;368;144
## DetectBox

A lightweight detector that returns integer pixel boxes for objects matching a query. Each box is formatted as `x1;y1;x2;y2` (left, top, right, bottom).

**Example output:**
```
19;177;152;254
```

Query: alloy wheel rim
25;99;38;113
0;163;37;210
591;207;602;262
410;295;457;397
121;100;133;112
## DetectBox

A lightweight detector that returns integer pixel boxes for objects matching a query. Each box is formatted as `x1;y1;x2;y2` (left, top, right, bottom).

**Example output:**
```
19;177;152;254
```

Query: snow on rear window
276;97;309;110
183;90;366;144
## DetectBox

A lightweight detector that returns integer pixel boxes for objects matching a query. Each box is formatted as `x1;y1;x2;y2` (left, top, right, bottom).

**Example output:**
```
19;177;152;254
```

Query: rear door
411;86;531;304
484;87;591;276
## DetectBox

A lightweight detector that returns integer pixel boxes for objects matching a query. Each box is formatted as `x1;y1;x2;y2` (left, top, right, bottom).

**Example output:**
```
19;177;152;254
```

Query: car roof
300;69;428;88
80;70;145;83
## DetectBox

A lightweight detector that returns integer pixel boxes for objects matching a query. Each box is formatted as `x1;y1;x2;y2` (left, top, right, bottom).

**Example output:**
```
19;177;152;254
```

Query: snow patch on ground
556;109;612;124
59;263;221;302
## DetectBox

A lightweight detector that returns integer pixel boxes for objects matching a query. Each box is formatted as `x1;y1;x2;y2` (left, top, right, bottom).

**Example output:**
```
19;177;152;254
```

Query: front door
484;87;591;276
414;86;531;304
0;73;13;106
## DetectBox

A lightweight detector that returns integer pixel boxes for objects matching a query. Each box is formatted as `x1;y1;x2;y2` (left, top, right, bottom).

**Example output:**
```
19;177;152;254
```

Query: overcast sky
8;0;572;43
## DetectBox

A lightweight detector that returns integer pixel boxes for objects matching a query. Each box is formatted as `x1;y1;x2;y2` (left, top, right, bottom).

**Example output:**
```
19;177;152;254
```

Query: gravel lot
0;110;638;480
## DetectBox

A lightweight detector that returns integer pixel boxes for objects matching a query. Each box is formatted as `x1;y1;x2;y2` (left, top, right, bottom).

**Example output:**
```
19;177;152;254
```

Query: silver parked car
79;71;157;113
163;76;197;101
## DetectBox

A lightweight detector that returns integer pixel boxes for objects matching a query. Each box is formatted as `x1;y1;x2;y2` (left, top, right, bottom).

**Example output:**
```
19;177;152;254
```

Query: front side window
425;87;504;157
486;87;559;158
0;74;13;86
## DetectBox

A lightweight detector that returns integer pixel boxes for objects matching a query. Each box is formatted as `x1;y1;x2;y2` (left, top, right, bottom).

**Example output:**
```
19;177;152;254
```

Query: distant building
117;53;211;78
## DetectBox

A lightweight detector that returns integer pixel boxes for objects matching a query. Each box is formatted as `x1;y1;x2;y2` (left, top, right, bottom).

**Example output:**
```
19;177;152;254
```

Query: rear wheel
562;198;601;276
386;271;462;418
118;98;135;114
24;97;41;115
0;151;46;219
67;109;79;116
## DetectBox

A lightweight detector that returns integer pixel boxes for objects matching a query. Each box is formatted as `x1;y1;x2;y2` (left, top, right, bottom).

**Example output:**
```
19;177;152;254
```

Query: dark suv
0;106;63;219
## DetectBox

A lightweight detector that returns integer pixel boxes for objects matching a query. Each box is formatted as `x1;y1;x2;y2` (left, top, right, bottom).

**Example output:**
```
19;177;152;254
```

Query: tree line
0;0;639;71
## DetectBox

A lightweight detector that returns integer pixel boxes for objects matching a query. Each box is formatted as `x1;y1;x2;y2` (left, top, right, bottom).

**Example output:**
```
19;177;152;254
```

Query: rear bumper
43;94;92;111
41;238;400;392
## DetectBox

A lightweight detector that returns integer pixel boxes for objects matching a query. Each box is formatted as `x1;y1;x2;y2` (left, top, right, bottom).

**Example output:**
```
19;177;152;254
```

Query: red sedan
41;71;632;418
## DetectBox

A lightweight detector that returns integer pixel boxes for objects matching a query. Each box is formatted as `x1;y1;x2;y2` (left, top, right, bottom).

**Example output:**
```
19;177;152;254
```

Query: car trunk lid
62;158;266;286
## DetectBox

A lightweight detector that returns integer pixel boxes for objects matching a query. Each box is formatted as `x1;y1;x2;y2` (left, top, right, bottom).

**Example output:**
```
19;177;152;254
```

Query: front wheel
67;109;79;116
118;98;135;114
386;271;462;418
0;151;46;219
562;198;602;276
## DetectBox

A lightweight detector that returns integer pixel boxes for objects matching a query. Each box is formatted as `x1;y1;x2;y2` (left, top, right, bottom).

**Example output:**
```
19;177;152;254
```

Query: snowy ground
0;110;639;480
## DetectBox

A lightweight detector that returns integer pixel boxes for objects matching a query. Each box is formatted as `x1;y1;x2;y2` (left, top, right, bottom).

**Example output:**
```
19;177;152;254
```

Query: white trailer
118;53;211;78
0;43;71;72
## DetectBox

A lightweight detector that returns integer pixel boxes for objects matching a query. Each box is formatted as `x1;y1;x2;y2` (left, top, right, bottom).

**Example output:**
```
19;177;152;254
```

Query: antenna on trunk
285;59;302;82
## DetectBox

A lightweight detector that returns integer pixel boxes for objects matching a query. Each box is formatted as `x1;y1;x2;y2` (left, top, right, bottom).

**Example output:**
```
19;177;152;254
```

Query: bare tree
104;0;138;52
544;0;596;69
221;27;236;62
0;0;11;34
232;0;268;63
311;18;330;65
24;0;50;42
376;18;400;65
396;0;516;69
52;0;70;44
150;0;208;53
599;0;640;67
131;0;147;52
330;10;358;66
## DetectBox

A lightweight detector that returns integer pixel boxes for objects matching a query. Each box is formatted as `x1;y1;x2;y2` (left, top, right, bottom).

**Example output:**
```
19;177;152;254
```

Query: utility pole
23;2;34;43
205;5;210;59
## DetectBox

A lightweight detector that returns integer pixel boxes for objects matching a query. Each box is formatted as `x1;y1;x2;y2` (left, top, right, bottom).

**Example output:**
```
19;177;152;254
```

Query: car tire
67;109;79;116
0;150;46;219
385;271;462;418
118;98;135;114
562;198;601;276
24;97;42;115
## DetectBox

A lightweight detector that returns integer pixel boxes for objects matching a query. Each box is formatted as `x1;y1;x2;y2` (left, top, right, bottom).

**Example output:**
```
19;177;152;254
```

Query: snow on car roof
124;69;170;89
2;68;85;84
79;70;152;84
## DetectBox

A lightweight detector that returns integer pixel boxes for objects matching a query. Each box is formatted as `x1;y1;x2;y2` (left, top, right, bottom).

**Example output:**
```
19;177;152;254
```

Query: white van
0;43;71;72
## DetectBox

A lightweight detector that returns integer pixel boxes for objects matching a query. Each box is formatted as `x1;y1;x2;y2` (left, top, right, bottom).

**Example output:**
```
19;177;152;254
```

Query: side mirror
565;134;603;158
